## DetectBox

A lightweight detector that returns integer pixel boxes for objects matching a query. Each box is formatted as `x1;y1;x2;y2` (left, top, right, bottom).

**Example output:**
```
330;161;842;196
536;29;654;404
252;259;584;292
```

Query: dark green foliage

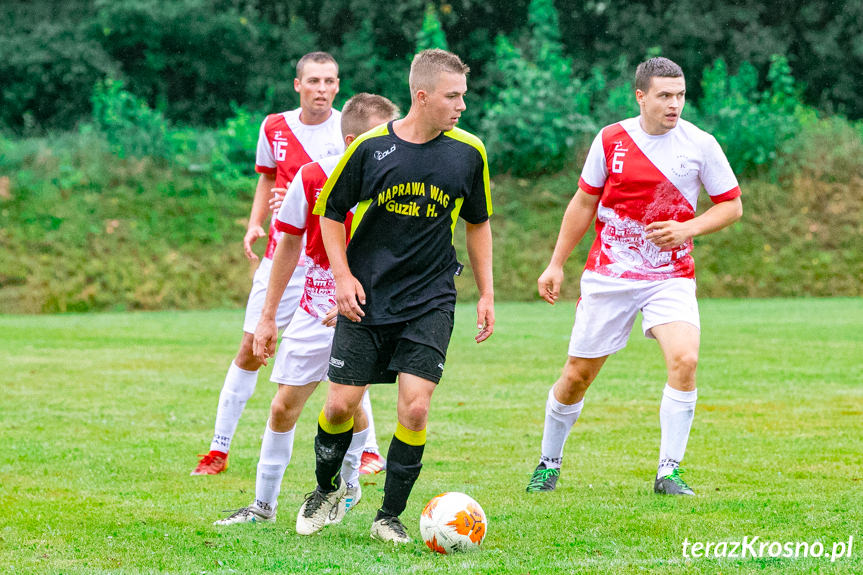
481;0;594;175
415;3;449;51
90;78;172;159
207;104;261;182
0;12;116;133
87;78;259;181
333;19;410;114
555;0;863;118
693;56;808;177
581;57;640;129
90;0;314;126
3;0;863;135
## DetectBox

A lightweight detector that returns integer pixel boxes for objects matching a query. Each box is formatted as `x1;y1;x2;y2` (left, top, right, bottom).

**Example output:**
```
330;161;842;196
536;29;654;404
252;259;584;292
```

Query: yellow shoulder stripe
313;123;391;217
444;127;492;216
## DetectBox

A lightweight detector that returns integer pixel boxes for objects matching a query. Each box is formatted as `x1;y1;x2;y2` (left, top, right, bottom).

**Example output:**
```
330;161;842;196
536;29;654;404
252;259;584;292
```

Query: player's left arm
465;219;494;343
646;196;743;249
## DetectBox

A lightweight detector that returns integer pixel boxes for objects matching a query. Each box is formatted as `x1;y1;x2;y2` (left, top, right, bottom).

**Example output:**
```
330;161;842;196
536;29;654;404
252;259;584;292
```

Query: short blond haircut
296;51;338;80
341;93;400;138
408;49;470;98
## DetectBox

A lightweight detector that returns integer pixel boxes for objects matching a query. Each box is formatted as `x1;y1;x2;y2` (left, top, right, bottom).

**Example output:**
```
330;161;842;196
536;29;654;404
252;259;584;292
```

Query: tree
416;3;449;51
480;0;593;175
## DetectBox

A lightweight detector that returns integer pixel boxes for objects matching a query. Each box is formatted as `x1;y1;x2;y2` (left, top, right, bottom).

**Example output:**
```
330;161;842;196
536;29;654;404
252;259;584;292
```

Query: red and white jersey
578;116;740;280
255;108;344;259
273;154;354;319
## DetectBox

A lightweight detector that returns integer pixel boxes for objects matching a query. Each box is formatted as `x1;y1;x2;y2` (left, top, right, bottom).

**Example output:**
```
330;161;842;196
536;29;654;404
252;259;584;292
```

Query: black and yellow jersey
313;120;491;324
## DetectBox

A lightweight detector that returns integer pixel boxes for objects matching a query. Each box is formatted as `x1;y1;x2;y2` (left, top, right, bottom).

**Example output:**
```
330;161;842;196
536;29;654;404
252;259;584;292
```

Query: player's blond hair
296;51;338;80
341;93;400;138
408;49;470;99
635;57;684;93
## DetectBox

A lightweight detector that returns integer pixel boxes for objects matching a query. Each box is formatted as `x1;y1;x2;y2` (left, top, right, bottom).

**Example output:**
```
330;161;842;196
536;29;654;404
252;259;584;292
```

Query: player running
213;93;400;525
295;49;494;545
526;57;743;496
192;52;384;476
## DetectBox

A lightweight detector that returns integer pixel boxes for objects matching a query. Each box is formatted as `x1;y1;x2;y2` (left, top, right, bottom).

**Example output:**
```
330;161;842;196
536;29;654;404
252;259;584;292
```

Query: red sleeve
709;186;741;204
578;176;604;195
274;220;304;236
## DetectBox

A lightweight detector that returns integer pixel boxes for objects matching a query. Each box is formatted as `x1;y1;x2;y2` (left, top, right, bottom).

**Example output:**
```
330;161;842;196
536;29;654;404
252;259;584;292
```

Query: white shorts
568;270;700;358
242;257;305;334
270;307;335;386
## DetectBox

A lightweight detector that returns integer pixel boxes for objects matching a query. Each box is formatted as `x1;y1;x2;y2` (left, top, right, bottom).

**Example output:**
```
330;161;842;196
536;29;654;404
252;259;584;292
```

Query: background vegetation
1;0;861;312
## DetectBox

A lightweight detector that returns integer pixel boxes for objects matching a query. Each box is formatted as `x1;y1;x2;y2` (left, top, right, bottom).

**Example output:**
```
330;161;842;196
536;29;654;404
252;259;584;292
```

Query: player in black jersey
295;49;494;544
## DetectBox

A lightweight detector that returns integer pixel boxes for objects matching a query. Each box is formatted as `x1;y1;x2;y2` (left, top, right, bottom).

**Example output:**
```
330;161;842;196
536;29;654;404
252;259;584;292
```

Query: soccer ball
420;492;487;554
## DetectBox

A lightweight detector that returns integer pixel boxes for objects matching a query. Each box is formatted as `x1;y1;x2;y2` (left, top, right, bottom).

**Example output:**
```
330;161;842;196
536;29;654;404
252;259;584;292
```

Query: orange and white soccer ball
420;491;487;554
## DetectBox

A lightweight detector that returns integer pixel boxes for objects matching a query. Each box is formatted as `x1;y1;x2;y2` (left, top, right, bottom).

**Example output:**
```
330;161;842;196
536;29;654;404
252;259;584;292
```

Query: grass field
1;299;861;574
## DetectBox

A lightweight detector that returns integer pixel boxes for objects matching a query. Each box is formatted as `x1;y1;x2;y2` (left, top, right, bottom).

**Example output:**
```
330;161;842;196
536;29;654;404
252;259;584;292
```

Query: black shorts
327;308;454;386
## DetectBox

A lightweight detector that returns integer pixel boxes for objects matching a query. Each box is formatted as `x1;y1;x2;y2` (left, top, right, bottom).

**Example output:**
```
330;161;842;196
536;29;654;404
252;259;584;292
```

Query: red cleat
359;450;386;475
191;450;229;475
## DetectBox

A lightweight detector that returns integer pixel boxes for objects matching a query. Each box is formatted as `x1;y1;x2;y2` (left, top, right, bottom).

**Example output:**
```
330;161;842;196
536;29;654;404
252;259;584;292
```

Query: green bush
91;0;310;126
694;56;807;177
0;17;115;133
415;3;449;51
579;58;640;129
481;0;594;176
89;77;172;160
207;105;261;183
88;78;261;180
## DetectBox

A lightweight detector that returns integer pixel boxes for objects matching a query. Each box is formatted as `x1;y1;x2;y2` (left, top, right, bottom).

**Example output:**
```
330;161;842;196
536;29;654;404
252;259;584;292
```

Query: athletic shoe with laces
654;468;695;495
370;515;411;544
295;483;346;535
213;504;275;526
191;451;228;475
344;483;362;514
359;450;386;475
526;462;560;492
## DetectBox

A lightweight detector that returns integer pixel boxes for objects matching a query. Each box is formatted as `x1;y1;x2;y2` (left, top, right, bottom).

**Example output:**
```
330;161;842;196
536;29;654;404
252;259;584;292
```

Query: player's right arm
247;115;282;261
253;231;303;365
244;172;276;261
538;188;599;305
314;139;367;322
320;217;365;322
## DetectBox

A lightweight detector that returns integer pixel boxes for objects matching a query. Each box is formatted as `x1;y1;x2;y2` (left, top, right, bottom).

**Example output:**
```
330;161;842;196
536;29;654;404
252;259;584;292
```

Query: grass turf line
0;299;860;574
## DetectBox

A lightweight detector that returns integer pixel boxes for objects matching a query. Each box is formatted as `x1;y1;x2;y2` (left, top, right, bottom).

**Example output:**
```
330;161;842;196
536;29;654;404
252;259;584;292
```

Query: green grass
1;299;861;574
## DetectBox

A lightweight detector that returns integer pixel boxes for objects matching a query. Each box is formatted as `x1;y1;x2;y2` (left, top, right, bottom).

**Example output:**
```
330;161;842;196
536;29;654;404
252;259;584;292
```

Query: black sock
379;434;424;518
314;421;353;493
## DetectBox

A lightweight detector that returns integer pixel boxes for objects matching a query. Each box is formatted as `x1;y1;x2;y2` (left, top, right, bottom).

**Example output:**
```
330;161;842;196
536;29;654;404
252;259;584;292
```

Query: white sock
254;424;294;512
209;361;258;453
657;384;697;478
539;386;584;469
360;389;380;453
342;427;369;487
